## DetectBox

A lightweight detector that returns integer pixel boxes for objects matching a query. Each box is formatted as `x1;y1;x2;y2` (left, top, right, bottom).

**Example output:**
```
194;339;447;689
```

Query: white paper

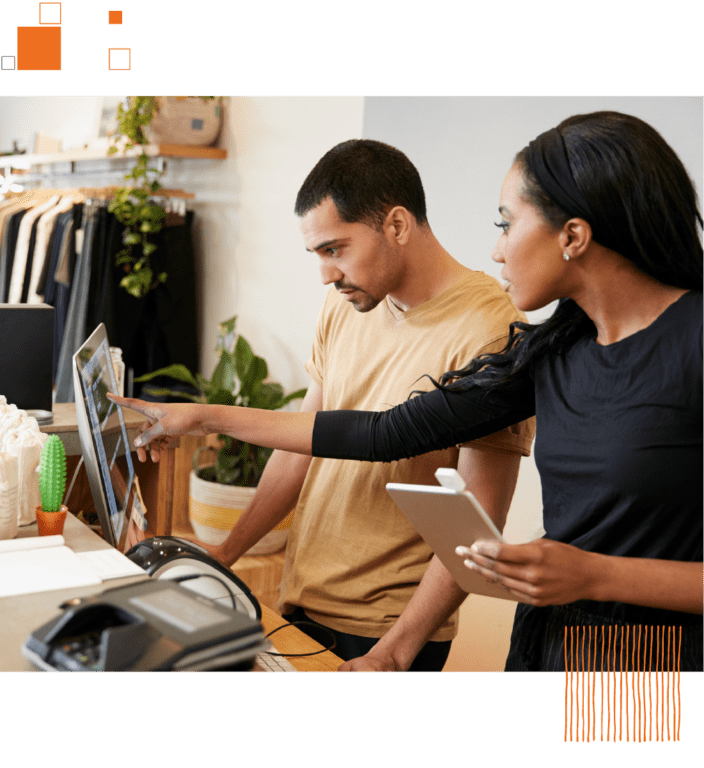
0;534;65;553
76;548;146;580
0;545;101;597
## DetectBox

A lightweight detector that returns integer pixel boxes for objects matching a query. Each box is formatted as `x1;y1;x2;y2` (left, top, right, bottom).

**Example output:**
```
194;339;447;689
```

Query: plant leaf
257;382;284;409
139;386;203;403
216;316;237;352
208;388;236;407
234;335;254;381
276;387;308;408
210;349;237;395
133;364;199;388
250;355;268;385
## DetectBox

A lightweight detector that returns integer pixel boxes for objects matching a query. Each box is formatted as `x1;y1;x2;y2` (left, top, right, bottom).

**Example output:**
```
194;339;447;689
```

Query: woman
112;111;703;670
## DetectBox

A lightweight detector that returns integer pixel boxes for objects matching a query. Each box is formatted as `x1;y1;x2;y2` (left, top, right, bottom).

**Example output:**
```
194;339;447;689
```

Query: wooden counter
1;514;341;672
258;602;342;671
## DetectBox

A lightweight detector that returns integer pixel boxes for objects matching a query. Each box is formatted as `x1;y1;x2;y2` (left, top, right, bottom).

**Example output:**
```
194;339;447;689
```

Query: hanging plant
107;97;167;298
107;96;222;298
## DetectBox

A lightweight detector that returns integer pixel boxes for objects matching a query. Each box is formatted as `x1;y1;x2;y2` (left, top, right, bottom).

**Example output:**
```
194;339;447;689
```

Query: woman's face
491;164;570;312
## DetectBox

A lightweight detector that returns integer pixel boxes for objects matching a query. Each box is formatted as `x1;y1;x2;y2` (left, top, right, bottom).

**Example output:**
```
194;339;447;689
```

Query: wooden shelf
4;143;227;168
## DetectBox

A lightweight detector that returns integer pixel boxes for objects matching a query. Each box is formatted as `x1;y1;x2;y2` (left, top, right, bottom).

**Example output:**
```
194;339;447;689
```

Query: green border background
0;0;704;766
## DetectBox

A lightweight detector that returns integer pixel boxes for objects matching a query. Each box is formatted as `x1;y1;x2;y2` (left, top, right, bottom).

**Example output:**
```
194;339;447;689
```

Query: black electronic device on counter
125;536;262;621
22;578;269;671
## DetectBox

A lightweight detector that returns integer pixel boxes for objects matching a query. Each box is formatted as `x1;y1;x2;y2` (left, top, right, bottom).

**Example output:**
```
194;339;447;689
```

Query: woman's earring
563;253;570;261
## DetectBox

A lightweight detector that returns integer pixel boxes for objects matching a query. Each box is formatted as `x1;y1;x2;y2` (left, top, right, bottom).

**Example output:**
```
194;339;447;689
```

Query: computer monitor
72;324;135;550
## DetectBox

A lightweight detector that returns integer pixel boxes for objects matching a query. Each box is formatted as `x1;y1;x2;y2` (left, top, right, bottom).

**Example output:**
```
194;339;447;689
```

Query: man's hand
107;394;207;462
337;650;404;672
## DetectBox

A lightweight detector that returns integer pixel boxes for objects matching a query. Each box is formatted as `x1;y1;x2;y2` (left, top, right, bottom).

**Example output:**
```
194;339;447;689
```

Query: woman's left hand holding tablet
107;394;207;463
456;538;599;607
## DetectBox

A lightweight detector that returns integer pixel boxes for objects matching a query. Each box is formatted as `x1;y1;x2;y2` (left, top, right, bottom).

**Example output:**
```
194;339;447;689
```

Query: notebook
0;535;145;598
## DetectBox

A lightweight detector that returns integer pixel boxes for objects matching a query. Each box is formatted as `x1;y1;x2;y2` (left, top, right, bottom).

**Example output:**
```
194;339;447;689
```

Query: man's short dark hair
294;139;428;228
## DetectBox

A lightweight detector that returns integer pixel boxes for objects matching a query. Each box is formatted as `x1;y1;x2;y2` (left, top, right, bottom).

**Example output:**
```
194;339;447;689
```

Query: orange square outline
109;11;123;25
39;2;62;25
108;48;131;71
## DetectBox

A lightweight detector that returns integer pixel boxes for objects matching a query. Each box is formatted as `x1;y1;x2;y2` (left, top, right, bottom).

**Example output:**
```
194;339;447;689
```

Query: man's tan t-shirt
278;271;535;641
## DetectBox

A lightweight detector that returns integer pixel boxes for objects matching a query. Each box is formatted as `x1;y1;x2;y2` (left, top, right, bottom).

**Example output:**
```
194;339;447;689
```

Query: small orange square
17;27;61;70
109;11;122;24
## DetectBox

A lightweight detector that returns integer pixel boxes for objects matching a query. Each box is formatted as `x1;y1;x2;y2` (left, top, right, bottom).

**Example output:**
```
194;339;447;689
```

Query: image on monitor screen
72;324;135;550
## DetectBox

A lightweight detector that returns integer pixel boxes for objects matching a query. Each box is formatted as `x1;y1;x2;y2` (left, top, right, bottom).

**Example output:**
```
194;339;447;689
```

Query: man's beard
335;282;382;313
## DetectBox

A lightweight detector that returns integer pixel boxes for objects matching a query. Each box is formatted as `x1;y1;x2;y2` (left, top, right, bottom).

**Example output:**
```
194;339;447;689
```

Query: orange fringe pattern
564;625;682;742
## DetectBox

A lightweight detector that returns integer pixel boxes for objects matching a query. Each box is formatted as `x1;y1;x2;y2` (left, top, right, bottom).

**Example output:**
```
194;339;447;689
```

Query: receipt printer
22;579;269;671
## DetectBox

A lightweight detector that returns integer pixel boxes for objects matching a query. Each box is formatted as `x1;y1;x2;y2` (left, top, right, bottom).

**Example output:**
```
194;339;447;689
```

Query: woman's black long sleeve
312;376;536;463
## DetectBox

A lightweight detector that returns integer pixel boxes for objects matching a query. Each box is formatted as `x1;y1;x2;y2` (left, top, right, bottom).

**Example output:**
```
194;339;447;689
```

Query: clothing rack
0;184;200;404
1;185;195;217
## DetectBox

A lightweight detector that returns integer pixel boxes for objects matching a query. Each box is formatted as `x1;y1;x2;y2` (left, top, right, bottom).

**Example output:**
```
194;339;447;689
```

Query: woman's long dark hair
440;111;703;391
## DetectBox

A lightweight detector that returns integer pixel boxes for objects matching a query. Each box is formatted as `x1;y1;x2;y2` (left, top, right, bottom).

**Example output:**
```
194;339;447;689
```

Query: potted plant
36;435;68;537
106;96;224;298
134;316;307;554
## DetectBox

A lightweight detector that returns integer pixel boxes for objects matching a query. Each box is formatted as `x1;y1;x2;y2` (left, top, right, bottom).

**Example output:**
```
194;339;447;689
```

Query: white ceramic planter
189;470;292;555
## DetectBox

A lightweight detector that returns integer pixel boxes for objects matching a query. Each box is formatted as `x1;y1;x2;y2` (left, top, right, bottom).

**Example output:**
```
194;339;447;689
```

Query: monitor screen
72;324;135;550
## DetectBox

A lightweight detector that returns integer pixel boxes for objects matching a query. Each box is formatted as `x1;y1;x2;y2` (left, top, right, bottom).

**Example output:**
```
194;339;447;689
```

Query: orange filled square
109;11;123;24
18;27;61;70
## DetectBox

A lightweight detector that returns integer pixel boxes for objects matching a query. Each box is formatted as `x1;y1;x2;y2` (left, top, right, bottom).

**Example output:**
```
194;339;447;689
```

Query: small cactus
39;435;67;513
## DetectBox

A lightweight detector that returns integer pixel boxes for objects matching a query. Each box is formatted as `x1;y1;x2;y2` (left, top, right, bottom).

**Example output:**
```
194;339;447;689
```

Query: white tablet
386;472;517;601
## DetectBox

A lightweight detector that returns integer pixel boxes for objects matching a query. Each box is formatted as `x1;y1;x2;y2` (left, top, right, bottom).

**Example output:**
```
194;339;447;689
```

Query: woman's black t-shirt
313;291;703;625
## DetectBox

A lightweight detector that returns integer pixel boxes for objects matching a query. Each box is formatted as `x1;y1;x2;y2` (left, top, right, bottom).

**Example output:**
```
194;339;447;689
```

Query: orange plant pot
35;505;68;537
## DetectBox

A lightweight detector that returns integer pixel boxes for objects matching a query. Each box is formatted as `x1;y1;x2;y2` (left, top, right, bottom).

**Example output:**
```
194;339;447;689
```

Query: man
119;140;534;671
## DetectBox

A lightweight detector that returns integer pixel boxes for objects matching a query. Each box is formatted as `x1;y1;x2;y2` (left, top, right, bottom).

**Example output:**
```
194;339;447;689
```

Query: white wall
0;96;104;152
362;96;703;671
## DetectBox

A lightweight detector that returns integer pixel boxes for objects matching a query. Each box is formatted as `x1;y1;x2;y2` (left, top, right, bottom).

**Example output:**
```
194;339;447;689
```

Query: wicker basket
146;97;223;147
188;468;293;555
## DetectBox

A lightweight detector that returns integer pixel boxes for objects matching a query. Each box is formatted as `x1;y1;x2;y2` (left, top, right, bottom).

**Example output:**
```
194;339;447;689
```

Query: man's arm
196;381;322;568
177;381;323;567
338;442;522;671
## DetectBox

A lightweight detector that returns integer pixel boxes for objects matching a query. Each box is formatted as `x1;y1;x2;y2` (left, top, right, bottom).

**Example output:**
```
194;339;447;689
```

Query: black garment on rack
85;205;122;343
44;205;81;378
54;204;100;402
36;214;60;297
19;214;42;303
0;208;27;303
111;210;199;397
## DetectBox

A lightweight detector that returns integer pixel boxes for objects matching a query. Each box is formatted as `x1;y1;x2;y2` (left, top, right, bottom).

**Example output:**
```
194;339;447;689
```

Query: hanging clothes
43;204;81;378
1;189;200;404
109;208;199;398
7;194;60;303
0;206;29;302
27;195;76;304
53;203;99;402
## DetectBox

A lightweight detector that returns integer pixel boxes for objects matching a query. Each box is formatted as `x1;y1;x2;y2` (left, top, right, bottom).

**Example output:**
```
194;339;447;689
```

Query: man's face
300;197;404;313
